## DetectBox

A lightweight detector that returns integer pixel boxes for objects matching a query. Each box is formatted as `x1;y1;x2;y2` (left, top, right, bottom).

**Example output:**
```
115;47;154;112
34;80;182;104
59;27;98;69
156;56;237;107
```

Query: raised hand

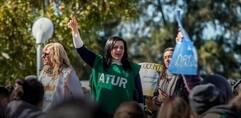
68;16;79;33
175;29;184;43
68;16;83;48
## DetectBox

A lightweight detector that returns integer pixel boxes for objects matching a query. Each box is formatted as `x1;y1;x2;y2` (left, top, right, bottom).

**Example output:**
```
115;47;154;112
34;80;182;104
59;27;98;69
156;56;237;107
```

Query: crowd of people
0;16;241;118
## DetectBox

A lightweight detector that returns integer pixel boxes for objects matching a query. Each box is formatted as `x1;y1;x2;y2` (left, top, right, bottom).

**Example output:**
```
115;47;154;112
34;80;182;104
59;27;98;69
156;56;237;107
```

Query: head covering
189;74;233;115
201;75;233;102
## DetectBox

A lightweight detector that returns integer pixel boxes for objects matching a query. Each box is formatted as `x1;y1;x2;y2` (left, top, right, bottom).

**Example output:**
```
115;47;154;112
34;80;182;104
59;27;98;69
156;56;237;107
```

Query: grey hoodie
189;75;233;115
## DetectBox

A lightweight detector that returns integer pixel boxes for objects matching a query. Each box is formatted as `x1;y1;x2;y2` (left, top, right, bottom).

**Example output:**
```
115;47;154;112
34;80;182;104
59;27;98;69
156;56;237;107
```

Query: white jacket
39;67;83;112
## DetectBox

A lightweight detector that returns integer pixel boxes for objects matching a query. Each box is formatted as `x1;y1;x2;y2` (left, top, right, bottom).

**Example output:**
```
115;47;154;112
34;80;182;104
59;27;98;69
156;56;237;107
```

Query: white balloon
32;17;54;44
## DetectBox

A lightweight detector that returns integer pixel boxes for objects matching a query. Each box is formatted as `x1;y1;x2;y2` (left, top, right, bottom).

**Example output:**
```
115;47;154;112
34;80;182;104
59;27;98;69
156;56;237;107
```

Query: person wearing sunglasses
39;42;83;112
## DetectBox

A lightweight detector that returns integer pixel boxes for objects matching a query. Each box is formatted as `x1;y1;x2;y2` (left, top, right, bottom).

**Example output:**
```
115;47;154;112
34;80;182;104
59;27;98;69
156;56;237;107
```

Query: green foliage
117;0;241;79
184;0;241;78
0;0;35;84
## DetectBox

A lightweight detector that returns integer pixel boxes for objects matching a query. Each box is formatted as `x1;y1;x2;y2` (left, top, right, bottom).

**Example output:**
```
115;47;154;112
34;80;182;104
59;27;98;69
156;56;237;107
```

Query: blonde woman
39;42;83;112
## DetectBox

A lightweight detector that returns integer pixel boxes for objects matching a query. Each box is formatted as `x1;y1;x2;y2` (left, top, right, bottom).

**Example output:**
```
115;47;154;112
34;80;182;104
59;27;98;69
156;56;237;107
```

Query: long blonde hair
42;42;71;77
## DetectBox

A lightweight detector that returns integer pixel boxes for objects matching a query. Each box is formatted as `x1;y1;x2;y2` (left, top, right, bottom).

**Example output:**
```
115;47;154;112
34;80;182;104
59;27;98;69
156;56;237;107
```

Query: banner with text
168;10;198;75
139;62;162;96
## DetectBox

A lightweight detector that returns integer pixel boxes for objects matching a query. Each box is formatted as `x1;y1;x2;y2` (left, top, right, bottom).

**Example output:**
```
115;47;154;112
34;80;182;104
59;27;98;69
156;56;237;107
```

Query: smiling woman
110;40;124;61
103;36;130;71
68;16;144;116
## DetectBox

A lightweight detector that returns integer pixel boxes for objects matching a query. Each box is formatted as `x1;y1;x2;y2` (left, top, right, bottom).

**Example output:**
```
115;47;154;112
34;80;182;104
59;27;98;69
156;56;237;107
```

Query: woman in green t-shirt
68;16;144;115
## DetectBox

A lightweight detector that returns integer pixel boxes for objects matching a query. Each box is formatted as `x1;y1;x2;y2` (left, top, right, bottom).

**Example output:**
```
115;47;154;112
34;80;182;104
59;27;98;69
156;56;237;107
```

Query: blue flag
168;10;198;75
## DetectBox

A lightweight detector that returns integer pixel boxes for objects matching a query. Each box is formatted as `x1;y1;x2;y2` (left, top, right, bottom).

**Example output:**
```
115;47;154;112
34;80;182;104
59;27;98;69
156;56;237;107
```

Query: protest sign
168;10;198;75
139;62;162;96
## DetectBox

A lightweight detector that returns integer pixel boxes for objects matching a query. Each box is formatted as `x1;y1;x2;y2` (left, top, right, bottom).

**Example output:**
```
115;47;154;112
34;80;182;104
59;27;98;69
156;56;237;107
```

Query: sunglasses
42;52;50;57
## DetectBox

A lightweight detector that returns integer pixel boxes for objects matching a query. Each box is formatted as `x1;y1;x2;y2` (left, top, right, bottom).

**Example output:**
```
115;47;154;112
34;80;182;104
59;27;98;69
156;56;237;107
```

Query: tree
115;0;241;79
0;0;35;84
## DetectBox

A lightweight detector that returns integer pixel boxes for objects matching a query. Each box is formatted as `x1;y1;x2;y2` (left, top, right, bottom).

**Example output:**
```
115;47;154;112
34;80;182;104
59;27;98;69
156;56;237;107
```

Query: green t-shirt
90;55;140;113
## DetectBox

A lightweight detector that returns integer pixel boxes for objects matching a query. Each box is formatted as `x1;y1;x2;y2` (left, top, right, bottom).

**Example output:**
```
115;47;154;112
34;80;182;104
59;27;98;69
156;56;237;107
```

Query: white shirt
39;67;83;112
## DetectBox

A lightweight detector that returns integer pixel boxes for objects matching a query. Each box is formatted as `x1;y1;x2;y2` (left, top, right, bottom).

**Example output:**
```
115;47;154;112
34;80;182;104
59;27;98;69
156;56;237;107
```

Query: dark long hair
103;36;131;71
